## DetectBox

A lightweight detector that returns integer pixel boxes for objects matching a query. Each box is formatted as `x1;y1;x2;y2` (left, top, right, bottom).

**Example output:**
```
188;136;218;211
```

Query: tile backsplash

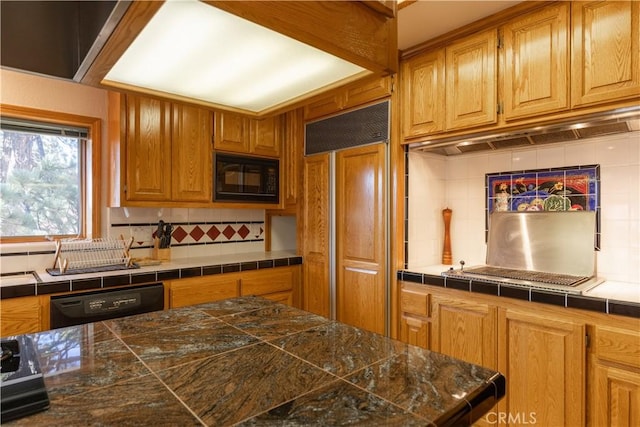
407;131;640;284
0;207;266;274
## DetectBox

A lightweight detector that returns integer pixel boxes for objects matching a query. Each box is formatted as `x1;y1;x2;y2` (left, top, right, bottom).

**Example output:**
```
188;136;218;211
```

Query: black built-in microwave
214;153;279;203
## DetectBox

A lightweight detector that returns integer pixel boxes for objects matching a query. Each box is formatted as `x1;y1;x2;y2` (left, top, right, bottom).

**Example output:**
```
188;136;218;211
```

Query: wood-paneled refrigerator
302;101;390;335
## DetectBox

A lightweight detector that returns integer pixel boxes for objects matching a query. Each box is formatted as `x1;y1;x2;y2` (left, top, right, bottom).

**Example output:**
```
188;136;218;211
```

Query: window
0;105;101;242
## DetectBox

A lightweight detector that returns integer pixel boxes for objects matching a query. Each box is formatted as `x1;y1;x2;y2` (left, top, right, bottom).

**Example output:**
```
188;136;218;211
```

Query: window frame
0;104;101;242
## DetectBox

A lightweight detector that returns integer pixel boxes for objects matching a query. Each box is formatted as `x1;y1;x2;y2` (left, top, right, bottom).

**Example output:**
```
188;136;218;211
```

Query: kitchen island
3;296;504;426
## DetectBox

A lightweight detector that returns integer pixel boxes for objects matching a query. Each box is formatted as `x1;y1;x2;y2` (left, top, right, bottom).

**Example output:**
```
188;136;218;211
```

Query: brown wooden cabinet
110;92;213;206
401;48;445;138
282;108;303;210
171;103;213;202
397;283;598;426
398;283;431;348
445;28;498;130
214;111;282;158
400;1;640;143
124;94;172;202
498;308;586;427
590;325;640;426
572;1;640;107
302;153;331;317
502;2;570;120
169;275;240;308
431;295;497;369
169;266;300;309
0;296;47;336
304;76;392;121
335;143;386;335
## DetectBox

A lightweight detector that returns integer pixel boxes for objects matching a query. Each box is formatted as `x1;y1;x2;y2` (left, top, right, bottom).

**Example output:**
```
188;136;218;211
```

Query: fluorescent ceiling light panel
105;0;366;112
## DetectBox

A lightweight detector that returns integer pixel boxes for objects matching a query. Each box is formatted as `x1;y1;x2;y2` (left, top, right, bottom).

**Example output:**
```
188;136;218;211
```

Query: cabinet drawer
400;288;430;317
594;325;640;368
241;268;294;296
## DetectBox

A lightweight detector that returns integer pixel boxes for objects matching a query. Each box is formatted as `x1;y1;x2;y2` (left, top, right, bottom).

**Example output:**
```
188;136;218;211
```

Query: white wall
408;131;640;284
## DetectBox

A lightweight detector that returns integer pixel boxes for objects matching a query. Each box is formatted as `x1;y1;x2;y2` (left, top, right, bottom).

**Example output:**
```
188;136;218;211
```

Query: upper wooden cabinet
121;93;212;204
401;29;497;138
124;95;172;202
171;103;213;202
445;29;498;130
213;112;250;153
304;75;392;121
502;2;570;120
400;1;640;142
401;48;445;138
214;111;282;158
572;1;640;107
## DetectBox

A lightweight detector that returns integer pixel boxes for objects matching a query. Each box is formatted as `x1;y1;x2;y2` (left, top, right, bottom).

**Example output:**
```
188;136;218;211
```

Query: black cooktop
1;336;50;421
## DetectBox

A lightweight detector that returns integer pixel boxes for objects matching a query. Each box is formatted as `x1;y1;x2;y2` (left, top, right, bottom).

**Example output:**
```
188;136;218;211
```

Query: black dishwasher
50;283;164;328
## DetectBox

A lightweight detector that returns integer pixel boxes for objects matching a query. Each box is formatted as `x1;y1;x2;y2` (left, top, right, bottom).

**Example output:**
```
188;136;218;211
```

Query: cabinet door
431;296;497;369
572;1;640;107
302;153;331;317
343;76;392;110
282;108;303;209
498;308;586;427
336;143;386;335
169;275;239;308
398;284;431;348
503;3;570;120
401;49;445;138
592;364;640;427
250;115;282;158
171;104;212;202
125;94;172;201
213;111;250;153
304;93;345;121
446;29;498;130
0;296;44;336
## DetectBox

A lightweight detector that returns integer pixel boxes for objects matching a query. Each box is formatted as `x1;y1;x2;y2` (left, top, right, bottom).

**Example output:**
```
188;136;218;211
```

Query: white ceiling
398;1;522;50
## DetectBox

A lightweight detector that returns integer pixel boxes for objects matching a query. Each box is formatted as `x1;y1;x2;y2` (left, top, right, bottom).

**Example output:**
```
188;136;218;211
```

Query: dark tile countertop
4;297;505;426
0;251;301;299
398;267;640;319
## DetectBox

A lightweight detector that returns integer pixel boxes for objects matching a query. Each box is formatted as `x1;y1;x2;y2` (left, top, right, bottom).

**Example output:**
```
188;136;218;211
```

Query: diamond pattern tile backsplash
108;208;265;252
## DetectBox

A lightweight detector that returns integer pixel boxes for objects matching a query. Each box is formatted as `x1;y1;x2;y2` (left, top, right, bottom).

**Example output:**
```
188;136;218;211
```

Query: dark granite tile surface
239;379;432;426
273;322;406;377
6;296;502;426
158;342;335;426
28;324;149;402
121;319;259;371
222;305;329;340
345;346;497;424
7;374;201;426
103;306;213;337
194;295;282;317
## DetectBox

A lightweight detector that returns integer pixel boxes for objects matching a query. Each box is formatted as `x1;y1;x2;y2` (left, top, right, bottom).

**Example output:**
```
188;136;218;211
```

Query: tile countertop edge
398;266;640;319
0;251;301;299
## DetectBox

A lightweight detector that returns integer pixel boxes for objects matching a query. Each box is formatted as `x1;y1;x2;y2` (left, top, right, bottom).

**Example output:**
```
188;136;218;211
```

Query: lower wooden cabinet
589;325;640;426
0;296;47;336
169;275;240;308
498;308;586;427
397;281;640;426
399;283;431;348
432;295;497;369
168;265;300;309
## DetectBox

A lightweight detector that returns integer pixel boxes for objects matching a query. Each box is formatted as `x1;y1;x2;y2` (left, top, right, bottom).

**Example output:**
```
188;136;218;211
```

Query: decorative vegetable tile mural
485;164;600;248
